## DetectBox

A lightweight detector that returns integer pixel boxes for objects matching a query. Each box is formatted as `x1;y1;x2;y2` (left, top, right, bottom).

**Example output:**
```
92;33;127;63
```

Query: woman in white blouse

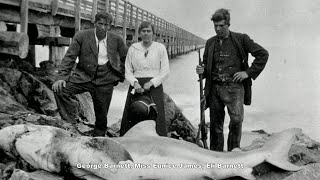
120;21;170;136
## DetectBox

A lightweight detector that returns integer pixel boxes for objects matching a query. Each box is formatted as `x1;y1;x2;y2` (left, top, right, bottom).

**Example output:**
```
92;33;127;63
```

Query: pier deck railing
0;0;205;62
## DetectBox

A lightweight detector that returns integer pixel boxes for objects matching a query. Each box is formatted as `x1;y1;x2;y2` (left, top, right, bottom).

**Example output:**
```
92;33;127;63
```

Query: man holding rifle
196;8;268;151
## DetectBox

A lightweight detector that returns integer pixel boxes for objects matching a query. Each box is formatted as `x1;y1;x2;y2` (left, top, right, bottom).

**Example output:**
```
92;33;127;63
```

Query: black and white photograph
0;0;319;179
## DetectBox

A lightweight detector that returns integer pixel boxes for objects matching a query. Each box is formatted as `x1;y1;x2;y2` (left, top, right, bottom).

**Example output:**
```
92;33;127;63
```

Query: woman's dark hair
138;21;155;33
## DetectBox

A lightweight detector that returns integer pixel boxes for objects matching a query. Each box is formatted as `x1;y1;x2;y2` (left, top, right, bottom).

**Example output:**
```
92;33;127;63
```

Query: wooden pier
0;0;205;65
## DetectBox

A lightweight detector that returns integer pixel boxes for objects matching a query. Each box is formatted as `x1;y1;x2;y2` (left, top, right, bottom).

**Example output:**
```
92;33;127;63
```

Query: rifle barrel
198;49;208;149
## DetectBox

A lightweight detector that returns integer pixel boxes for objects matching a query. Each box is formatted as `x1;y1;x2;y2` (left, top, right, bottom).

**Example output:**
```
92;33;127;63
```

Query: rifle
196;49;208;149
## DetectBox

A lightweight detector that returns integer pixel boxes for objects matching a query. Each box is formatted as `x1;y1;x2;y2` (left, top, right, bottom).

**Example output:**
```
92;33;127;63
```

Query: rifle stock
197;49;208;149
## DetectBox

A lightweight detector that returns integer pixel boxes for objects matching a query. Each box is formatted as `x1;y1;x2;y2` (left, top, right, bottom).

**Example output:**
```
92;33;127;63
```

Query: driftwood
0;31;29;58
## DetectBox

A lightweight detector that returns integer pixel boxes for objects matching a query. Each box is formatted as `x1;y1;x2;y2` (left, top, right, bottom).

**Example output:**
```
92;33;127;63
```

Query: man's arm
52;31;82;92
242;34;269;80
201;40;209;79
117;36;128;81
55;32;82;81
117;36;128;63
196;40;209;78
149;44;170;88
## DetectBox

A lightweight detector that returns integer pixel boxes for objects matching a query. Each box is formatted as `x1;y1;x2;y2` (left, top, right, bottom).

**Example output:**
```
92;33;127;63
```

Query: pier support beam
20;0;28;34
122;0;128;42
74;0;81;32
32;25;68;67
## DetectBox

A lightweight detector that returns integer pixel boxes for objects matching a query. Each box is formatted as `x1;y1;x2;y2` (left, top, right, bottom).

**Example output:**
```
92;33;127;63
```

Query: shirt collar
131;41;154;51
216;31;230;41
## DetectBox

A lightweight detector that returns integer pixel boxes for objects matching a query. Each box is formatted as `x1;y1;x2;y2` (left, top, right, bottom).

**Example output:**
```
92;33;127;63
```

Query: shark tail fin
262;128;302;171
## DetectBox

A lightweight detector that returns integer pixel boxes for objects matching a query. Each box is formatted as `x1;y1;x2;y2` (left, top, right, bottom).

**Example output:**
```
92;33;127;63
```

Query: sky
128;0;320;48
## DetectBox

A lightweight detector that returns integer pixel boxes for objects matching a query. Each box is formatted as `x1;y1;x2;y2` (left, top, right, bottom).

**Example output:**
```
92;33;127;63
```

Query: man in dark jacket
52;12;127;137
196;8;268;151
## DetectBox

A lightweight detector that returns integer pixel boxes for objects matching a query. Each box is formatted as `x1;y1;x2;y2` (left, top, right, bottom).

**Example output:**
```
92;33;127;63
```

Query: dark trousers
54;81;114;136
120;78;167;136
208;83;244;151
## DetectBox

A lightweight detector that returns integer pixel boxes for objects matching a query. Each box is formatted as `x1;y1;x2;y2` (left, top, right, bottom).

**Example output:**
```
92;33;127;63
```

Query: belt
212;73;233;82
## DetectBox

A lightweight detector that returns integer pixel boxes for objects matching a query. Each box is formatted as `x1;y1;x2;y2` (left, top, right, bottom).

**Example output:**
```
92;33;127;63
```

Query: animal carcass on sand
0;121;302;180
111;120;302;180
0;124;133;180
